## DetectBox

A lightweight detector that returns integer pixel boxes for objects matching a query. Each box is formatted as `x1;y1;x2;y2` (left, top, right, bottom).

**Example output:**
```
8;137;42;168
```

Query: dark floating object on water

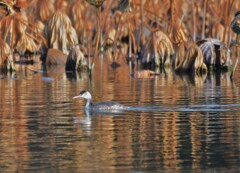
41;77;54;82
131;70;160;78
0;75;5;79
73;90;125;111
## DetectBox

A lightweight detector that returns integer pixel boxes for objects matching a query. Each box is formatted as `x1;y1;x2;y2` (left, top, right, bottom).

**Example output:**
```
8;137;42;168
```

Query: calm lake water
0;56;240;172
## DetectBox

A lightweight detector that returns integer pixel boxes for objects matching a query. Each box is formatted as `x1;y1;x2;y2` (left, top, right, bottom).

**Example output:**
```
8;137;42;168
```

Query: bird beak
73;95;81;99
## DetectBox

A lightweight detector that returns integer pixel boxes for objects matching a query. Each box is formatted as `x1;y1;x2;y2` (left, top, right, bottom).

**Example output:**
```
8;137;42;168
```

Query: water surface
0;58;240;172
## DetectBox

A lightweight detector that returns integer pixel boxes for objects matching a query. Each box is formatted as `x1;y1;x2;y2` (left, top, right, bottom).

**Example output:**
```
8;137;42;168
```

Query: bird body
73;90;125;111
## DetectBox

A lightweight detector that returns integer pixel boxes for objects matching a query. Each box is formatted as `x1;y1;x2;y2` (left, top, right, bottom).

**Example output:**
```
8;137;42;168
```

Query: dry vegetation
0;0;239;75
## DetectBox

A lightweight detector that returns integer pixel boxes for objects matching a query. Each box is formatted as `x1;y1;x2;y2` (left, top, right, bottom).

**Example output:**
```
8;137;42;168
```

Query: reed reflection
0;60;240;172
72;106;240;171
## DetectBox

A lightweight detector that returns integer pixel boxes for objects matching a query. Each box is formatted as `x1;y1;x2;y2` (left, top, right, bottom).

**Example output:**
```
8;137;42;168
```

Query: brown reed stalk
209;1;222;39
170;0;175;33
101;0;112;30
230;46;239;79
201;0;207;39
112;13;123;62
140;0;144;47
131;1;167;26
128;21;132;58
81;3;89;48
224;3;228;43
221;0;235;45
191;0;196;41
228;0;236;44
90;7;101;72
168;0;179;34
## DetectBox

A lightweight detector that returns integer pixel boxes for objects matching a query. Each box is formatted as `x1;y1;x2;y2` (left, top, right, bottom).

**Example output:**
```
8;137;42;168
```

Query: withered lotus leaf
0;38;11;67
105;27;116;46
184;44;207;73
141;30;174;67
0;12;28;47
0;0;34;15
0;38;15;70
65;45;87;71
0;0;15;6
36;0;55;22
69;0;84;41
46;48;67;65
175;43;207;73
171;26;187;45
15;0;34;8
211;23;225;41
32;20;45;34
174;42;186;70
15;32;39;55
198;38;231;69
44;11;78;55
0;12;43;55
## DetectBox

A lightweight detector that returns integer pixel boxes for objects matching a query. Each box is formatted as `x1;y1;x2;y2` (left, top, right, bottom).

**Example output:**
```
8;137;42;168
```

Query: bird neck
85;98;93;109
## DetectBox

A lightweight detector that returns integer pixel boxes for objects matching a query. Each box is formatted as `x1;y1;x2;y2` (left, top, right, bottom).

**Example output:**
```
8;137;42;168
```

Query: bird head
73;90;92;100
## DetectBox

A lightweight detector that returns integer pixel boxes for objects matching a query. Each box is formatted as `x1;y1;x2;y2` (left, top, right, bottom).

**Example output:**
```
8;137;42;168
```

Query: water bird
73;90;125;111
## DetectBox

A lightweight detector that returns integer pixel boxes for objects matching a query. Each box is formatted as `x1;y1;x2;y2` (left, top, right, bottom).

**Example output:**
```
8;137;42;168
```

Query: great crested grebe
73;90;125;111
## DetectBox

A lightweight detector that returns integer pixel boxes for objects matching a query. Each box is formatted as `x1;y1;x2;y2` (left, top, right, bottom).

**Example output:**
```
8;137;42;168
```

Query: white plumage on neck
73;90;93;109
